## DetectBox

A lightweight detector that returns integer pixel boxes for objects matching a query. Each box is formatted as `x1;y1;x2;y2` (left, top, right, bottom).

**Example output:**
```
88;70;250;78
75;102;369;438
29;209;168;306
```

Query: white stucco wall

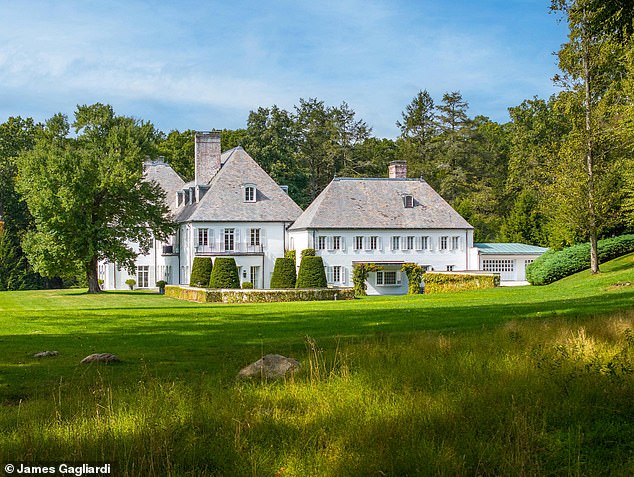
289;228;473;295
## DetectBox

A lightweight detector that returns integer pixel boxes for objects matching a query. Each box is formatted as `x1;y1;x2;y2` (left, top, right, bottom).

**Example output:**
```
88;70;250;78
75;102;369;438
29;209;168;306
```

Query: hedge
165;285;354;303
296;256;327;288
270;257;297;288
423;272;499;294
526;234;634;285
189;257;213;287
209;257;240;289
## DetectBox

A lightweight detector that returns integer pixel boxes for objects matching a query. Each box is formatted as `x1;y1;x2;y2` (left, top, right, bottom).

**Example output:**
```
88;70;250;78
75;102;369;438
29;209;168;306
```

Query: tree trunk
86;256;101;293
583;10;600;275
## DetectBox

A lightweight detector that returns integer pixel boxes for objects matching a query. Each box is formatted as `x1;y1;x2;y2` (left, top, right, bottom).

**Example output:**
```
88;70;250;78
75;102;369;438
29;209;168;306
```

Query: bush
526;234;634;285
352;263;381;296
284;250;296;263
296;256;327;288
301;248;316;258
401;263;425;294
424;272;499;294
270;258;297;288
189;257;213;287
208;257;240;289
125;278;136;290
241;281;253;289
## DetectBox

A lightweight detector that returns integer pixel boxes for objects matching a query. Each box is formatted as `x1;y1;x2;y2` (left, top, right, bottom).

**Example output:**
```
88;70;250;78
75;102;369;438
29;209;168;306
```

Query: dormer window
243;184;256;203
404;195;414;208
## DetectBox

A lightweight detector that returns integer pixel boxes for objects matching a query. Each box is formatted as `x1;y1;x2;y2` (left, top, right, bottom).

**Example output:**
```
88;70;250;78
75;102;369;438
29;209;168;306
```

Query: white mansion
99;132;546;294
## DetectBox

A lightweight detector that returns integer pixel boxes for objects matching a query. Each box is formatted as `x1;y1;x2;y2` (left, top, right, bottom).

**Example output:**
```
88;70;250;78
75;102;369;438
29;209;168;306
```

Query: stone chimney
388;160;407;179
195;131;221;186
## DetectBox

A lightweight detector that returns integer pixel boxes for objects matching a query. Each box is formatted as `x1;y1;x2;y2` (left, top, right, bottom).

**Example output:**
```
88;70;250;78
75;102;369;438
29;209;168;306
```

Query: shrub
296;256;327;288
352;263;381;296
270;258;297;288
526;234;634;285
156;280;167;294
301;248;316;258
241;281;253;289
424;272;499;294
401;263;425;294
284;250;297;263
208;257;240;289
189;257;213;287
125;278;136;290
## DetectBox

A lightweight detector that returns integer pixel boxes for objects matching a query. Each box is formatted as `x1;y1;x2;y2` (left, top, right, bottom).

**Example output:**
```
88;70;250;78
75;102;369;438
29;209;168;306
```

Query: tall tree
550;0;628;270
16;104;175;293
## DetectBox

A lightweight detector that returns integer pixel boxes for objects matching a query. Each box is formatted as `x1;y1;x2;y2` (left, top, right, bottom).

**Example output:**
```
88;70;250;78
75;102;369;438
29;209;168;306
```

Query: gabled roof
175;147;303;223
474;243;548;255
143;159;186;214
289;177;472;230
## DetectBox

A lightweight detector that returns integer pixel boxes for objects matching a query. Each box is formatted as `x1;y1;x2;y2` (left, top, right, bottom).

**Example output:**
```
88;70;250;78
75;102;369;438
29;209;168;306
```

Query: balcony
161;245;178;255
195;243;264;256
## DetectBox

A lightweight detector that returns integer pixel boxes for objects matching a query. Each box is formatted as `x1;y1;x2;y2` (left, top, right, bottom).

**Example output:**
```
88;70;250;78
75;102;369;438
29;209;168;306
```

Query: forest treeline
0;0;633;289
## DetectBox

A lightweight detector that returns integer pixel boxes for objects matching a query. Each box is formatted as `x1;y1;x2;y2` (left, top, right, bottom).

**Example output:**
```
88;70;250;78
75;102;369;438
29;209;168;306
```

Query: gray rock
80;353;120;364
238;354;300;380
33;351;58;358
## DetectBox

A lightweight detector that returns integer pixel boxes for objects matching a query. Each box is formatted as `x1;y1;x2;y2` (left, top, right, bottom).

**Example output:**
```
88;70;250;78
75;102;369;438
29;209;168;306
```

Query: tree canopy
16;104;176;293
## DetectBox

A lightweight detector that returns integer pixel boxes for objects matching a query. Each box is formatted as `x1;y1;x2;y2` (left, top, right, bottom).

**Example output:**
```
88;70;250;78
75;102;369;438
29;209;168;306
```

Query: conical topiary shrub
296;255;327;288
208;257;240;289
270;257;297;288
189;257;213;287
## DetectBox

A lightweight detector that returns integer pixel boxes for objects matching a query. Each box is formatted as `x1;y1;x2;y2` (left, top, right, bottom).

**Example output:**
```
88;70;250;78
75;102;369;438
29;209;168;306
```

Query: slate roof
289;177;473;230
143;159;186;214
175;147;303;223
474;243;549;255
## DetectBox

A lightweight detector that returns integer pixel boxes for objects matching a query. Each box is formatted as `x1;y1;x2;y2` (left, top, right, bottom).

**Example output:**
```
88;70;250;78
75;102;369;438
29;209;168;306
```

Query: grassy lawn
1;253;634;475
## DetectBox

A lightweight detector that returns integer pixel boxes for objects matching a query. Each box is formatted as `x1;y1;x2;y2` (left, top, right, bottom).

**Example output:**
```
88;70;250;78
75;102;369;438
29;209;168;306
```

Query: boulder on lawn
33;351;58;358
80;353;120;364
238;354;300;380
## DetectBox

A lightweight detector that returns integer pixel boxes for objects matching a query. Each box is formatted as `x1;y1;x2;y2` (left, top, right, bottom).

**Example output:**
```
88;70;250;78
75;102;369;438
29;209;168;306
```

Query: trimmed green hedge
526;234;634;285
424;272;499;294
165;285;355;303
301;248;316;258
189;257;213;287
209;257;240;289
296;256;327;288
270;258;297;288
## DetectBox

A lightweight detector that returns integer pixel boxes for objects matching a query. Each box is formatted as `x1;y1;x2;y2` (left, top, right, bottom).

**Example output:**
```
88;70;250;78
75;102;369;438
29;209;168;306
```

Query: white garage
471;243;548;283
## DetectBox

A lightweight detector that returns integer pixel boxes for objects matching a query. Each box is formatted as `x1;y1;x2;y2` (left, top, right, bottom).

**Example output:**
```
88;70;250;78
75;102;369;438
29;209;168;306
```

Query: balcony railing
195;243;264;255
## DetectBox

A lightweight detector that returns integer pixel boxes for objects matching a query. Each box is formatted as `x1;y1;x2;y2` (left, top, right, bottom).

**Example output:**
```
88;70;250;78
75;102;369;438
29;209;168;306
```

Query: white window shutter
396;271;402;285
209;229;214;248
235;229;241;250
260;228;266;247
364;236;370;251
401;236;407;250
378;237;384;251
194;229;199;247
327;236;333;251
340;236;346;252
342;266;347;284
326;266;333;283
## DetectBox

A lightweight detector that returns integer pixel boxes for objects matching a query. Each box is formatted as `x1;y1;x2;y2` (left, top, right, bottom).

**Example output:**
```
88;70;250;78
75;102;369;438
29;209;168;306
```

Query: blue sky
0;1;568;138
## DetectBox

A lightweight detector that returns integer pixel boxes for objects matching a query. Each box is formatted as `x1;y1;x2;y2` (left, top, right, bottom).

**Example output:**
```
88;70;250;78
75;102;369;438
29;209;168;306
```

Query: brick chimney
388;160;407;179
195;131;221;186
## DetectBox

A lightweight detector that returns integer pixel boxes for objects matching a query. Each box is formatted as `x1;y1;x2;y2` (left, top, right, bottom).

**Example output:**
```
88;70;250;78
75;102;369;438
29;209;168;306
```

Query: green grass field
1;254;634;476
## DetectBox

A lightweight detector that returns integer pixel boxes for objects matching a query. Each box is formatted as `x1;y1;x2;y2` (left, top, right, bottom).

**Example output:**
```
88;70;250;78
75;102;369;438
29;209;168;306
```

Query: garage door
482;259;516;281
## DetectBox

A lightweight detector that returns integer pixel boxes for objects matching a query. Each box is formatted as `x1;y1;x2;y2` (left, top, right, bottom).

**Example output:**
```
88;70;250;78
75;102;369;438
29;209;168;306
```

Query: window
446;265;455;272
418;236;430;250
332;236;342;250
244;185;256;202
451;236;460;250
376;270;400;286
137;266;149;288
525;259;534;267
354;236;364;250
404;195;414;208
317;236;326;250
250;228;261;246
333;266;341;283
482;259;515;272
250;266;260;288
405;236;415;250
197;228;208;246
224;228;235;251
440;236;448;250
391;236;400;251
369;236;379;250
